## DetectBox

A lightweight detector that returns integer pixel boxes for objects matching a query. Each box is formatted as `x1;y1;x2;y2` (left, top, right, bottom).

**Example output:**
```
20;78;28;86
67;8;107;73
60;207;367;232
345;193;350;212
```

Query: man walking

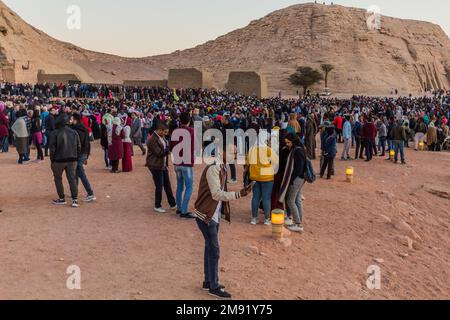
171;113;196;219
362;116;377;162
341;115;352;161
131;112;146;156
146;123;177;213
391;120;407;164
48;114;81;208
194;152;252;299
70;113;96;203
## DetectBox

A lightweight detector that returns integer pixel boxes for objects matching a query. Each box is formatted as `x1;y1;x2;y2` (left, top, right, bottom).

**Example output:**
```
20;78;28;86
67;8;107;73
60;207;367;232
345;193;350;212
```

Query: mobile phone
246;181;257;189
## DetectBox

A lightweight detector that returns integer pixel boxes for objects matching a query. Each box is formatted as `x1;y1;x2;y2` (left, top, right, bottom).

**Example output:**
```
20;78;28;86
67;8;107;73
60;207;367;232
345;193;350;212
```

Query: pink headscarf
0;102;5;113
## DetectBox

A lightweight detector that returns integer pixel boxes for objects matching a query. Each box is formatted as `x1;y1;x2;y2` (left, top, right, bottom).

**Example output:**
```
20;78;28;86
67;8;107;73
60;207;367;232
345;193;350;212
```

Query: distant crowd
1;82;449;298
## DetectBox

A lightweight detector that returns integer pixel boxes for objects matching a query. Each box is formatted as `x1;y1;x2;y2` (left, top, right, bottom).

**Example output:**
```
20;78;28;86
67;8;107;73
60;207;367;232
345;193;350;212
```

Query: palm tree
289;66;323;95
321;64;334;89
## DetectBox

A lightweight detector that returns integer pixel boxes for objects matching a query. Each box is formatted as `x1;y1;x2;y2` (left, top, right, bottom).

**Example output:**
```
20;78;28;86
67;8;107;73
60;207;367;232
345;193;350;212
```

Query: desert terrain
1;1;450;95
0;142;449;300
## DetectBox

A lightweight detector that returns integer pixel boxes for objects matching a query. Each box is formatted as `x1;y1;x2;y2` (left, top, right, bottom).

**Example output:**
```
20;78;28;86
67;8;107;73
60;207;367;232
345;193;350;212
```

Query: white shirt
212;202;222;224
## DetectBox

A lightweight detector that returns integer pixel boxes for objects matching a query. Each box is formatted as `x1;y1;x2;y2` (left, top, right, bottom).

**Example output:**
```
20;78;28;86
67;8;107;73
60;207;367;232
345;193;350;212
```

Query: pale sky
3;0;450;57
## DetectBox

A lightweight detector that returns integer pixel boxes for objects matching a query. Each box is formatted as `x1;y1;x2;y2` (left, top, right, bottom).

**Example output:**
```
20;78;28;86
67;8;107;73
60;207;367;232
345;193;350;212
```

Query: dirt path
0;142;449;300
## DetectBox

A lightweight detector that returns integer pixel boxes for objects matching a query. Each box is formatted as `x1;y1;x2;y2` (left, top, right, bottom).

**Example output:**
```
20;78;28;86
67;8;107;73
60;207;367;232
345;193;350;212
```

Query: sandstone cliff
1;1;449;95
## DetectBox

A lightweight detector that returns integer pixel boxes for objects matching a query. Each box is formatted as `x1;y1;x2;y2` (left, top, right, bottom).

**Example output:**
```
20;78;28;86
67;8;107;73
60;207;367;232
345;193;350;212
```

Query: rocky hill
1;1;449;95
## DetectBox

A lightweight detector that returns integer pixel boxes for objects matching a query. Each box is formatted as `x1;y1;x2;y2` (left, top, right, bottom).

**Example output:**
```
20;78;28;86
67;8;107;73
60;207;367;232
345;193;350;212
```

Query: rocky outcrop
0;1;449;95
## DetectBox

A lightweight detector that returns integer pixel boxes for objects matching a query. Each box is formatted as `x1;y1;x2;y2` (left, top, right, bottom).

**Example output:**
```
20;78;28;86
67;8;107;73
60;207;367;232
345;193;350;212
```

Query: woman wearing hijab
0;102;9;153
122;116;133;172
11;109;30;164
108;117;124;173
287;113;301;135
246;130;279;226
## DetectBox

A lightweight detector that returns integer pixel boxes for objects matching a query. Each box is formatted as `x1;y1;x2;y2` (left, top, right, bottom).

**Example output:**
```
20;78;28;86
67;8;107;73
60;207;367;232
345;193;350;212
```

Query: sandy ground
0;141;449;300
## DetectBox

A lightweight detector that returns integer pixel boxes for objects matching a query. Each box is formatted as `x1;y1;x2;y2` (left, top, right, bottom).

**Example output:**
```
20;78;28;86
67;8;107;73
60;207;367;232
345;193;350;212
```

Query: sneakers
71;200;80;208
227;179;237;185
264;219;271;226
203;282;225;291
288;224;304;233
180;213;196;219
169;205;178;211
250;218;258;225
285;217;294;226
208;287;232;299
53;199;67;205
154;208;166;214
83;195;96;203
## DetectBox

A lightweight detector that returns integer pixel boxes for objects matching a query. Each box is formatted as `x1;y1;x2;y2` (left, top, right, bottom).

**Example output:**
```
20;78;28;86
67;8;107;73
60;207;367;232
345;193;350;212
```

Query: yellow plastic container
346;167;354;183
271;209;285;239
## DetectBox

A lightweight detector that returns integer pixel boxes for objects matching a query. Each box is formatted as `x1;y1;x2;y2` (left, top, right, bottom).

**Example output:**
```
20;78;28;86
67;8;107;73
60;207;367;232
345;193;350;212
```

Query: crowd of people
1;83;449;299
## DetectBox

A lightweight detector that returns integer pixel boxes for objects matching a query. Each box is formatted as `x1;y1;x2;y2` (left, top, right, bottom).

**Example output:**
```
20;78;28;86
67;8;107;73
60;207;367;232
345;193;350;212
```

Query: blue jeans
0;136;8;152
393;140;405;163
196;218;220;290
25;142;30;161
251;181;274;220
76;154;94;196
175;166;194;214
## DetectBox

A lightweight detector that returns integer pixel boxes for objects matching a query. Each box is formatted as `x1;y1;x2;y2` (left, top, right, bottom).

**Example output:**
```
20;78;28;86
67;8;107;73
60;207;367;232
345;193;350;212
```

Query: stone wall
37;70;81;84
1;59;38;83
123;79;168;87
225;71;268;98
168;68;214;89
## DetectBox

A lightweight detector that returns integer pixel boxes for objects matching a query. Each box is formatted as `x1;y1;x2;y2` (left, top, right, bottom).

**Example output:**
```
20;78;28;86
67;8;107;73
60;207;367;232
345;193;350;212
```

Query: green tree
321;64;334;89
289;67;324;95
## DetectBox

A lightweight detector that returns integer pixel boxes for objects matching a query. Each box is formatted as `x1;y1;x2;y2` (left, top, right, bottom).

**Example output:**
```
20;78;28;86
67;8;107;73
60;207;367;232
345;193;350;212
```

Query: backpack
304;157;317;184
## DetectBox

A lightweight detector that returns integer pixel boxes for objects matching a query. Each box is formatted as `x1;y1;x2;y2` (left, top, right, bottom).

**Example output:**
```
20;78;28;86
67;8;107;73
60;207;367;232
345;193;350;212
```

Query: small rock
278;238;292;248
58;258;65;262
374;258;384;264
397;235;414;250
246;246;260;255
259;252;268;257
392;219;422;241
220;267;226;273
379;214;392;224
399;253;409;258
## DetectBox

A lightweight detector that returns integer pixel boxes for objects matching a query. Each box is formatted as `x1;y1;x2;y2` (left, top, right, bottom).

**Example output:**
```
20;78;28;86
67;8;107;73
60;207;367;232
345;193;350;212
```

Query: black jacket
49;125;81;163
290;146;307;183
71;123;91;156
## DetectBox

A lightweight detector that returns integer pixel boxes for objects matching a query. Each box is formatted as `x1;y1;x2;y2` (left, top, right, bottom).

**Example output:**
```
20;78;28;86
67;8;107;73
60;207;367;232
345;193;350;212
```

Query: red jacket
333;116;343;130
362;122;377;139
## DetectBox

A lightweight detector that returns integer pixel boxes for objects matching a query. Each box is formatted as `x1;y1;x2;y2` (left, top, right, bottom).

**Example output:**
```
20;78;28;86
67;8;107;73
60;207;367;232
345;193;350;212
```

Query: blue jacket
323;133;337;158
343;121;352;139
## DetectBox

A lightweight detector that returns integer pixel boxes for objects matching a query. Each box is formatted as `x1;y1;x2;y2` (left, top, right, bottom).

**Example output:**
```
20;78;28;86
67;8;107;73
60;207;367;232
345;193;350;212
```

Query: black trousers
150;169;176;208
365;139;374;161
320;156;334;178
196;218;221;290
356;137;365;159
111;160;119;172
